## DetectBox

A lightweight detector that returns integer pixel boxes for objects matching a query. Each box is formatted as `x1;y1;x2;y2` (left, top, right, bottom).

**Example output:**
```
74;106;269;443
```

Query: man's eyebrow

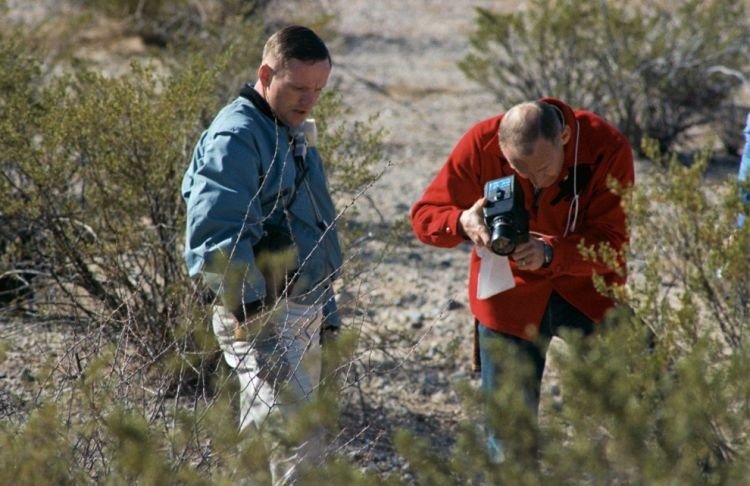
509;159;529;173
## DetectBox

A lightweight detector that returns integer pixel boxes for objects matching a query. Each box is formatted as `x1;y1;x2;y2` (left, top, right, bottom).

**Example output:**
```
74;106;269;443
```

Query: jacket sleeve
548;135;634;278
410;128;486;248
183;130;267;310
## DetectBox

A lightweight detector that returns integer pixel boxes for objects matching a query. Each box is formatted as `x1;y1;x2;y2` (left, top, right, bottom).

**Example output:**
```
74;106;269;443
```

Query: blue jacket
182;87;343;326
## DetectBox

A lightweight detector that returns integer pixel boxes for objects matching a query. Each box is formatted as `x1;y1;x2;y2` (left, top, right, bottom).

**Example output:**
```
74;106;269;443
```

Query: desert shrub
629;140;749;350
0;5;390;482
74;0;273;49
316;92;385;200
0;35;46;307
0;44;219;339
459;0;750;152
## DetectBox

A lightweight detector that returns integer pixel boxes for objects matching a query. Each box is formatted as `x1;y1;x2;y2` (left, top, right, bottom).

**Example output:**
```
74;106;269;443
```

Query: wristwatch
542;241;554;268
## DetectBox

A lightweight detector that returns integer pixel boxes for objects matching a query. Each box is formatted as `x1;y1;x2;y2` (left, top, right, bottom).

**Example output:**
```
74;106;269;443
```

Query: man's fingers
470;197;489;245
471;197;487;212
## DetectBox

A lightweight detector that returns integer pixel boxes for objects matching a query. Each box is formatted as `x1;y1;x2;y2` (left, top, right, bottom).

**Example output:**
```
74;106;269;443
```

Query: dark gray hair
499;101;565;155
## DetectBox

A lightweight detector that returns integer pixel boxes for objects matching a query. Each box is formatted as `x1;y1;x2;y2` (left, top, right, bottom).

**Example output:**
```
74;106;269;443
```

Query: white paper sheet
476;246;515;299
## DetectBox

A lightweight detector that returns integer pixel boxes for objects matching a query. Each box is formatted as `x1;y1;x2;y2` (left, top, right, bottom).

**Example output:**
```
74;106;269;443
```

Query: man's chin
287;112;309;127
275;113;300;128
538;179;556;189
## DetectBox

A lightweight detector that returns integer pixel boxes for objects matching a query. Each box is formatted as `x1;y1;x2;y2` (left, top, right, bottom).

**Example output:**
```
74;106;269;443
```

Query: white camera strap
563;120;581;237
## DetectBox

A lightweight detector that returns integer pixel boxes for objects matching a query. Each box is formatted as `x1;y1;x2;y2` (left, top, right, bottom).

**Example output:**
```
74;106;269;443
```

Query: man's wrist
457;211;470;240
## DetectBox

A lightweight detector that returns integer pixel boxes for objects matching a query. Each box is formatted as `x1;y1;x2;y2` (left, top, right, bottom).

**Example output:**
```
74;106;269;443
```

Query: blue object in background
738;112;750;228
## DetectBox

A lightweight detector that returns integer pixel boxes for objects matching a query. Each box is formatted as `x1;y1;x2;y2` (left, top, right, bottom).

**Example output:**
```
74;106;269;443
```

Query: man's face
502;137;565;189
263;58;331;128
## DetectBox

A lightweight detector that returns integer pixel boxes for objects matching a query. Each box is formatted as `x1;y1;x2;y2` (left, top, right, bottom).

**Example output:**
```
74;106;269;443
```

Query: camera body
482;175;529;255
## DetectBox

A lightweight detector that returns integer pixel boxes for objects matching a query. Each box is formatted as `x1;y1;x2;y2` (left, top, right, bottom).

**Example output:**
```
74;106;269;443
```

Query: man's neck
238;83;280;125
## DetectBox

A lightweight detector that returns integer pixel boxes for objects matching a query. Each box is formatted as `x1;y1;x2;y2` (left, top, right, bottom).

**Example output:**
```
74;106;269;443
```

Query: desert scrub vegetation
459;0;750;153
0;1;387;483
2;0;750;484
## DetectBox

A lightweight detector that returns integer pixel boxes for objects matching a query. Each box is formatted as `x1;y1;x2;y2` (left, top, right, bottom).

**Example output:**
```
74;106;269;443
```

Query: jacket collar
238;83;285;127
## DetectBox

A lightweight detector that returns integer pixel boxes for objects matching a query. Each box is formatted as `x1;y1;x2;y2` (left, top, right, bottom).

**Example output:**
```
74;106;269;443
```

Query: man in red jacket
411;99;634;462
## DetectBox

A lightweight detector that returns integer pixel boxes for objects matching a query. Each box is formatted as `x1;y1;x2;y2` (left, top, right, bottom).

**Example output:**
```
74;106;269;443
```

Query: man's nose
301;92;317;107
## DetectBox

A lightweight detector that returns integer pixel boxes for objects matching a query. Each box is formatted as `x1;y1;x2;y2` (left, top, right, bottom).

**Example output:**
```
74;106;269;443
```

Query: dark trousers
478;291;595;461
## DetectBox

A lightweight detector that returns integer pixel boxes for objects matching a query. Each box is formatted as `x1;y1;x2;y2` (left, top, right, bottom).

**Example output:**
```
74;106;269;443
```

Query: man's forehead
280;59;330;78
506;155;532;174
284;57;330;70
505;139;559;168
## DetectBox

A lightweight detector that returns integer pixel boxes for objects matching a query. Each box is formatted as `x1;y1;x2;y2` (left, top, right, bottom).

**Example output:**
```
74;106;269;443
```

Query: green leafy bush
459;0;750;152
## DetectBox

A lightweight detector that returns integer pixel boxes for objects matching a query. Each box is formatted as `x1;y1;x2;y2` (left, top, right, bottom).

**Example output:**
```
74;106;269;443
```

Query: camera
483;175;529;255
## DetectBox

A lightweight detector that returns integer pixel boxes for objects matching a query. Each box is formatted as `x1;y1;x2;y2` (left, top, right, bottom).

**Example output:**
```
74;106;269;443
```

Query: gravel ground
326;0;510;218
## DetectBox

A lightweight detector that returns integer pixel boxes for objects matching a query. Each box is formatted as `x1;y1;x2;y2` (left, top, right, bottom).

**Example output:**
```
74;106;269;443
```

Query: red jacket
410;99;634;340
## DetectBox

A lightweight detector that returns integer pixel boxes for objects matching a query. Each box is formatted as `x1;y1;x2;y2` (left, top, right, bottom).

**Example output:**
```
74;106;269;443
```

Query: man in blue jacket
182;25;342;484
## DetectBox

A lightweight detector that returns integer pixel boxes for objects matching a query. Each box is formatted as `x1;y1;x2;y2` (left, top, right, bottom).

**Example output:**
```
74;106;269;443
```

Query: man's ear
560;124;572;145
258;63;274;88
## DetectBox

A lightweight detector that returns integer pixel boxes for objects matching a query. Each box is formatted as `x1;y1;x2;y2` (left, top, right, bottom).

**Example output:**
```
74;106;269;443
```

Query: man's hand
320;326;339;345
231;300;270;341
512;238;546;271
459;197;490;247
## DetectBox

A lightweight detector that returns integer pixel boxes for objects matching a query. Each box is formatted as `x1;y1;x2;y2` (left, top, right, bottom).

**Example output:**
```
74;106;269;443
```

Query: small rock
407;252;423;262
450;370;471;382
407;311;424;328
21;368;35;383
398;293;418;306
552;396;564;412
447;298;464;310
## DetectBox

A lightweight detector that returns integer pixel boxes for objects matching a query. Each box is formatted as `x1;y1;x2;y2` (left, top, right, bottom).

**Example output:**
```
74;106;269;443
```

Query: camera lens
489;220;516;256
490;236;515;255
